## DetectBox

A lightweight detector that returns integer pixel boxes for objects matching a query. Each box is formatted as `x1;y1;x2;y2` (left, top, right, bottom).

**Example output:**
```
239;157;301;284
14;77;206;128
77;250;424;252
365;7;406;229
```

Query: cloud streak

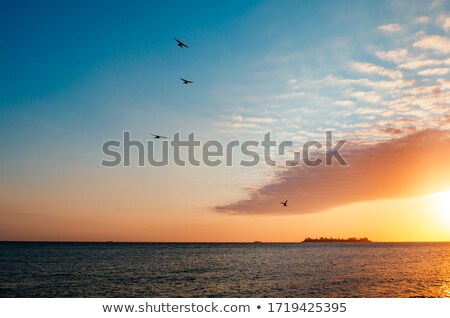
413;35;450;54
378;23;402;33
351;62;403;79
375;49;410;64
438;14;450;31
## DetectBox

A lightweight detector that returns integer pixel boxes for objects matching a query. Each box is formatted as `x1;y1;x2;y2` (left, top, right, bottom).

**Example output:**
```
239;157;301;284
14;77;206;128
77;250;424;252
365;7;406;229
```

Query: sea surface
0;242;449;297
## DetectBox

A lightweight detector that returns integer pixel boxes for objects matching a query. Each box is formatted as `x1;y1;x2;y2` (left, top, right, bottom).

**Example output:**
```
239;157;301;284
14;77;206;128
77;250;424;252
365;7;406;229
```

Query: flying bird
280;200;288;207
175;38;189;48
151;134;167;139
180;78;194;85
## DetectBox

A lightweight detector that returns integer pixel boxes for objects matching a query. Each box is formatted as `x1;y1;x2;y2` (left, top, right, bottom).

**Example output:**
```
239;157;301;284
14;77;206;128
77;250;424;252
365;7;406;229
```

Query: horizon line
1;240;450;244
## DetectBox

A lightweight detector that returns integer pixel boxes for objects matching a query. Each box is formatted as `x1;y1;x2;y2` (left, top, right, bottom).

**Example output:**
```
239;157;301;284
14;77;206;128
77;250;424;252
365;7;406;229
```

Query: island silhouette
302;237;372;243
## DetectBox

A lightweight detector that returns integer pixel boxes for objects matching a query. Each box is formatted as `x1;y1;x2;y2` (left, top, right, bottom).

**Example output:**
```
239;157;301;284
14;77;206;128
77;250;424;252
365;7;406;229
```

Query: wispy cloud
437;14;450;31
437;79;450;89
350;91;382;103
375;49;410;64
272;92;305;100
222;122;260;129
351;62;403;79
354;107;394;117
398;57;450;69
408;85;443;95
417;68;450;76
413;35;450;54
322;75;413;89
232;115;274;123
334;100;355;107
415;16;430;24
431;0;444;9
214;3;450;219
378;23;402;33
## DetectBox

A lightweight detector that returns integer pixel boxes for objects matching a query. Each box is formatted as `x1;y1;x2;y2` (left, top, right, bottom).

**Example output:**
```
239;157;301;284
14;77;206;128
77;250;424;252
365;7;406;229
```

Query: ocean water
0;242;449;297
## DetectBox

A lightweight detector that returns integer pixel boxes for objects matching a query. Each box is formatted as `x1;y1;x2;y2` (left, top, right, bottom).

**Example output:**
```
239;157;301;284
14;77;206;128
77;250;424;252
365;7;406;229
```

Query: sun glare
430;191;450;223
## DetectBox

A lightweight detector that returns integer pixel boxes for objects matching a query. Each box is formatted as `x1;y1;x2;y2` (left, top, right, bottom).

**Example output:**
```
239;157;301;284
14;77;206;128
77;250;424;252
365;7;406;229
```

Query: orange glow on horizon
1;194;449;243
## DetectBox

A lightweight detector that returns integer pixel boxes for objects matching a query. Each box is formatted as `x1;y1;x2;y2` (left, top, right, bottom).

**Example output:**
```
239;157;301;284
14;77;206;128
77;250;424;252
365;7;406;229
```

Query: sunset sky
1;0;450;242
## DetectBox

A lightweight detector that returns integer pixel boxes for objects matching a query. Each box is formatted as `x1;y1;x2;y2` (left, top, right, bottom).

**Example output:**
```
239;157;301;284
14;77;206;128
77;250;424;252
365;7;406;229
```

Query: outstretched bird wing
180;78;193;84
174;38;189;48
151;134;167;139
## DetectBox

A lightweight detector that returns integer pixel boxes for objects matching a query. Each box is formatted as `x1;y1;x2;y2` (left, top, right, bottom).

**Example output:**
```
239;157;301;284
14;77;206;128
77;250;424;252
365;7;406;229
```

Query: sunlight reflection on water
0;242;449;297
441;282;450;297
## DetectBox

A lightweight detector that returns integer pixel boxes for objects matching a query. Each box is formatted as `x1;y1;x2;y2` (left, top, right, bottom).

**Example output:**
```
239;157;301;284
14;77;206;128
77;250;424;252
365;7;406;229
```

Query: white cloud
231;115;274;123
350;91;382;103
375;49;409;64
287;79;300;89
223;122;259;129
398;58;450;69
438;15;450;31
219;10;450;143
437;79;450;89
413;35;450;54
231;115;244;122
431;0;444;9
378;23;401;33
272;92;305;100
415;16;430;24
351;62;403;79
355;108;394;116
368;79;415;89
246;117;274;123
323;74;413;89
408;85;442;95
417;68;450;76
334;100;355;107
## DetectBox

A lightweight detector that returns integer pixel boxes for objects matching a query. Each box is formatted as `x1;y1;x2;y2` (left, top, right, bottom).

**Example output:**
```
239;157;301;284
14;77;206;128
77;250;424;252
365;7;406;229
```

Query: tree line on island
302;237;372;243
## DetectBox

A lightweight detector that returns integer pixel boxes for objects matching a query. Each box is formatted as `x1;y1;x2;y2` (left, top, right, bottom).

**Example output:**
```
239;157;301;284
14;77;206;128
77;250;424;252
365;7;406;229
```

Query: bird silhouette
180;78;194;85
175;38;189;48
151;134;167;139
280;200;288;207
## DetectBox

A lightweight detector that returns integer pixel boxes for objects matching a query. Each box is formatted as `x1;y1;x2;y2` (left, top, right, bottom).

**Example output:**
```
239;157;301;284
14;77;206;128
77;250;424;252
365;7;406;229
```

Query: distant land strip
302;237;372;243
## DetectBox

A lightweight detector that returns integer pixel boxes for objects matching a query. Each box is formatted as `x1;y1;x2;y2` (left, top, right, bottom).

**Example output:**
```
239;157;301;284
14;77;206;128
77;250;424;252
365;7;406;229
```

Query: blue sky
1;0;447;130
1;0;449;173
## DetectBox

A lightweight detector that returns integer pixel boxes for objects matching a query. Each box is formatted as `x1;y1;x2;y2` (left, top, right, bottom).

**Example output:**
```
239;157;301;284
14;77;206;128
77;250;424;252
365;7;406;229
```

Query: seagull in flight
175;38;189;48
151;134;167;139
280;200;288;207
180;78;194;85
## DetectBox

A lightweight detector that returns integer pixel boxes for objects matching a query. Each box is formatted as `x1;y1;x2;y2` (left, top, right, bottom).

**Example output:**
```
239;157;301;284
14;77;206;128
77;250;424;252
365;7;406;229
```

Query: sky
1;0;450;242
